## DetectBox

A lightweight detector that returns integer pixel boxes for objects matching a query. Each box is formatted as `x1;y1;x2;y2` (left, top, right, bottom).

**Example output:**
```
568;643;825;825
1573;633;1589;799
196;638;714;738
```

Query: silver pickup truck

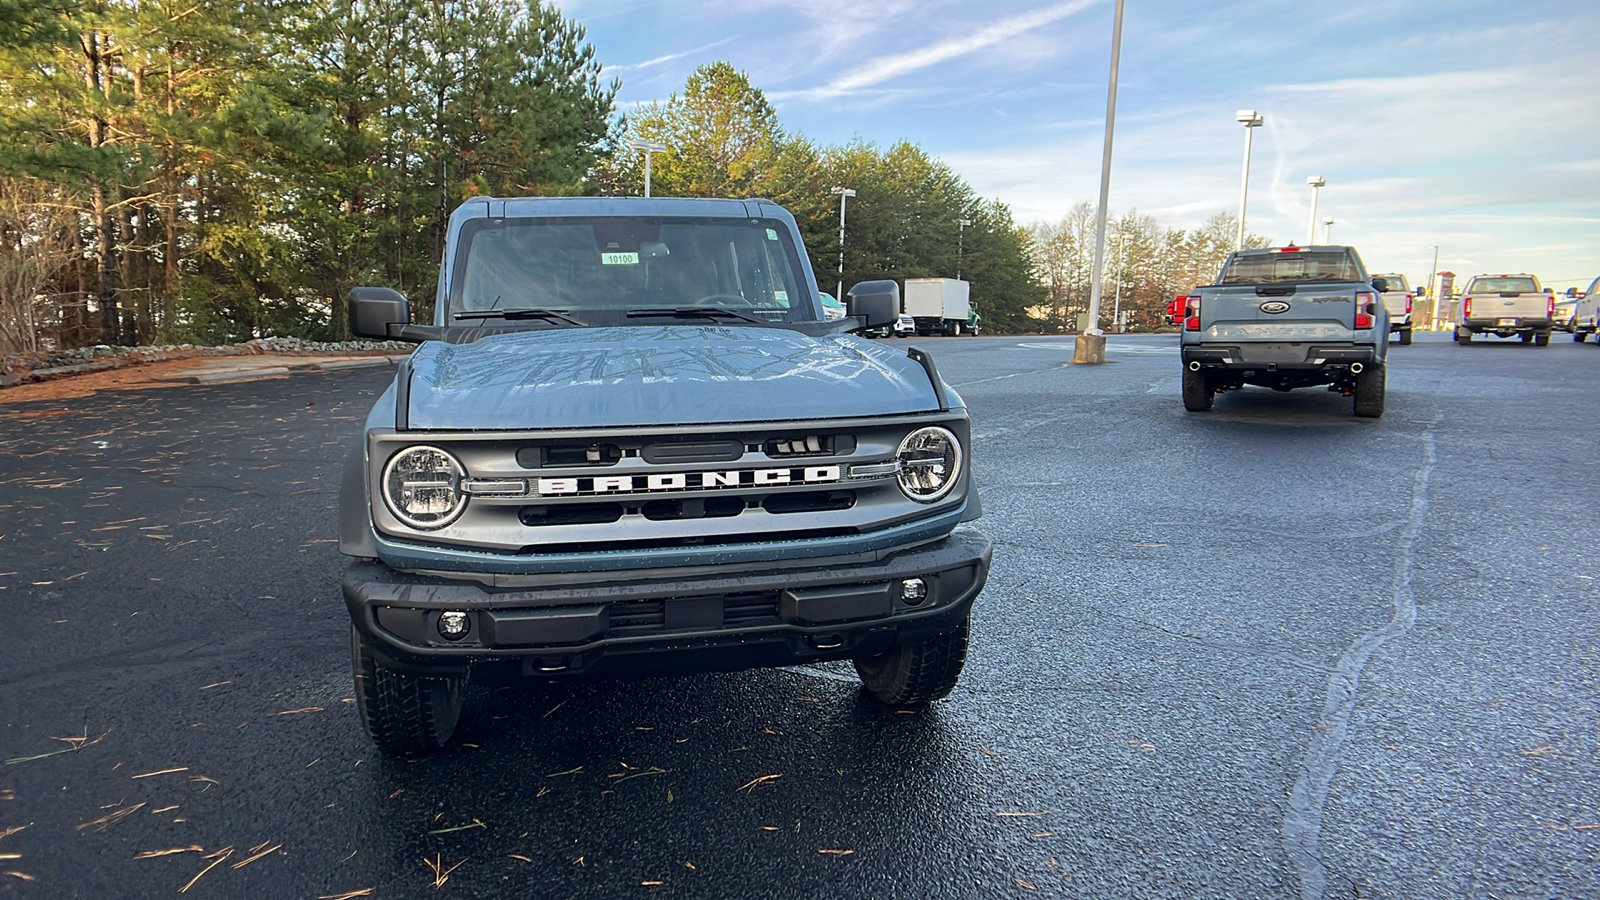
1180;245;1389;417
1371;272;1414;344
1454;274;1553;346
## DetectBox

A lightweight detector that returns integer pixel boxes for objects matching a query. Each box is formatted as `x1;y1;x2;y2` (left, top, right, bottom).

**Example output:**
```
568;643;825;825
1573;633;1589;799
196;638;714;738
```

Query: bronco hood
402;326;944;430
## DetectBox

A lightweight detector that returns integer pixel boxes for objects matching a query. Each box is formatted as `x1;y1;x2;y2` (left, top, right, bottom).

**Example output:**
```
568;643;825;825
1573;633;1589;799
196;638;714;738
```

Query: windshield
1219;250;1363;284
1468;277;1537;293
1374;273;1410;291
449;216;813;324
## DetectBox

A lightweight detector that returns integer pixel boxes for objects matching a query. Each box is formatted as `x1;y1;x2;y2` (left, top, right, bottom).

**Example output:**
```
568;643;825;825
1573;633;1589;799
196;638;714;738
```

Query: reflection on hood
405;325;942;430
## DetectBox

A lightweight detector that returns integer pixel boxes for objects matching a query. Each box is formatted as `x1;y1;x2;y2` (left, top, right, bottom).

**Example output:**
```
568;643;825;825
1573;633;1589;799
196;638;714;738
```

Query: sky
557;0;1600;290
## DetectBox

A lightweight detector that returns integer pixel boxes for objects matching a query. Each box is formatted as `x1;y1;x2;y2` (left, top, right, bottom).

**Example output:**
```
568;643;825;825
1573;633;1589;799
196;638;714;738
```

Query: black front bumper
344;531;990;679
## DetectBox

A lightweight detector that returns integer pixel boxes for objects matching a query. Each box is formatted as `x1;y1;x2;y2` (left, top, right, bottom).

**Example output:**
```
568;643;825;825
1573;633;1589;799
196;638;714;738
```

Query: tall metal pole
628;140;667;198
1084;0;1125;339
957;218;971;280
832;187;855;303
1427;245;1440;328
1306;176;1325;245
1112;231;1126;331
1235;111;1263;250
1321;217;1334;243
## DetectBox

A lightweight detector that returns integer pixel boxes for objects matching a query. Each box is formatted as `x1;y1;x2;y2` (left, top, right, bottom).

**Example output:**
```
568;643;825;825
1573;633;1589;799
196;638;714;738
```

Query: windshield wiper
455;308;587;326
626;307;768;325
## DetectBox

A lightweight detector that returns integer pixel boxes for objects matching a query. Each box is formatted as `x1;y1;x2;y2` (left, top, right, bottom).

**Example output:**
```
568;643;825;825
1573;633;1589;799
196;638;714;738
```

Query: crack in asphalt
1282;416;1440;900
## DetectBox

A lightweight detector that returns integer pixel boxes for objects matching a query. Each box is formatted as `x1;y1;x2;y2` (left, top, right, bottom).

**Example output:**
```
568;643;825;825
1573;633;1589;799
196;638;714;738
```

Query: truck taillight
1405;294;1413;314
1463;296;1472;317
1355;291;1375;330
1547;295;1556;317
1184;295;1200;331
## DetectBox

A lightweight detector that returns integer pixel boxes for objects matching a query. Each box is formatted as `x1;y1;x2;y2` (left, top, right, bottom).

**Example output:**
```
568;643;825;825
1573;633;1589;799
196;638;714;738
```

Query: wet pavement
0;333;1596;898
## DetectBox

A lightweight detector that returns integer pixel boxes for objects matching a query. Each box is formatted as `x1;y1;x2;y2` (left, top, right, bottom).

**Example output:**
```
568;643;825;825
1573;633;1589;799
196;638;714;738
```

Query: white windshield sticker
766;229;779;241
601;252;639;266
774;290;788;302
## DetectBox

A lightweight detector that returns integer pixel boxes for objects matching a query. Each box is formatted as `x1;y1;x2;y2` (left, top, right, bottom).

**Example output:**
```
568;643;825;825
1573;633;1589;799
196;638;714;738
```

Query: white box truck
905;278;976;336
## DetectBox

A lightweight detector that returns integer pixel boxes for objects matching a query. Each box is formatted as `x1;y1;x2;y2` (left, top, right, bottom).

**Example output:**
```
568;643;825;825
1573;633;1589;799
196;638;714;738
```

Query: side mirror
349;287;409;339
846;280;899;329
1371;277;1389;292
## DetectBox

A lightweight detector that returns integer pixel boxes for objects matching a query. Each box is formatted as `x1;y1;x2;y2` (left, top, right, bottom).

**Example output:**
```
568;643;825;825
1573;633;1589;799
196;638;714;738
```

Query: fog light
438;611;470;640
900;578;928;605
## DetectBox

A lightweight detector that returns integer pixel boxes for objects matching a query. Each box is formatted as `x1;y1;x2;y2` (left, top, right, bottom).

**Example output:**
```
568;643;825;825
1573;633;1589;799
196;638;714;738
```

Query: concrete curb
311;358;393;371
187;367;292;384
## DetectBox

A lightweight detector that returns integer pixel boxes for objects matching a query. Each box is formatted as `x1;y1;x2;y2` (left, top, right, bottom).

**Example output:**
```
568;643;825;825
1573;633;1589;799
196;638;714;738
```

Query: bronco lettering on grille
534;466;841;497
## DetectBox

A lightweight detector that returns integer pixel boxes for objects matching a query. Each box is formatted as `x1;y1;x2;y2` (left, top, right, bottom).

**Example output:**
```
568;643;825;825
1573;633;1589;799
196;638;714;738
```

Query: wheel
949;321;961;336
1457;327;1473;344
352;626;463;756
1534;332;1550;347
1182;368;1214;412
854;617;969;706
1520;333;1533;343
1398;328;1412;345
1353;362;1385;418
1575;331;1588;343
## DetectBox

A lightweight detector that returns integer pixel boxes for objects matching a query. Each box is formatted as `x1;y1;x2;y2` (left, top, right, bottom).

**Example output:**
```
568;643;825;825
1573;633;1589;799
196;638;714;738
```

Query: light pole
627;139;667;197
1321;216;1334;243
831;187;855;303
1111;230;1128;332
957;218;972;280
1427;245;1440;329
1077;0;1125;364
1306;176;1326;245
1235;109;1264;251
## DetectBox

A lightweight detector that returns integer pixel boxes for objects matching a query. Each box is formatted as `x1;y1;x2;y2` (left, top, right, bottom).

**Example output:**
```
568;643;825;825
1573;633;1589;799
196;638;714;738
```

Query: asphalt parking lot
1;331;1596;899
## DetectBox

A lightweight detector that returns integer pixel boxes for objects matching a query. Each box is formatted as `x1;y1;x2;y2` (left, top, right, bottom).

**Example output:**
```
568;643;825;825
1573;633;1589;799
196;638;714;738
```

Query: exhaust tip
1188;361;1202;372
1350;362;1364;374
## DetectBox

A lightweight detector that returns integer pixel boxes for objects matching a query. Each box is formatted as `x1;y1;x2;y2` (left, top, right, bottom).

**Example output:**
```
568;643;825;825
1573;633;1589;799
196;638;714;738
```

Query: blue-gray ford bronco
339;197;991;755
1179;244;1391;417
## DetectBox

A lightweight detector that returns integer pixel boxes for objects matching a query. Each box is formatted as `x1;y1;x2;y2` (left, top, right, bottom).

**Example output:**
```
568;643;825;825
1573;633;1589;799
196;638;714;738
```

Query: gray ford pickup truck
1180;244;1390;417
339;196;991;755
1454;274;1554;345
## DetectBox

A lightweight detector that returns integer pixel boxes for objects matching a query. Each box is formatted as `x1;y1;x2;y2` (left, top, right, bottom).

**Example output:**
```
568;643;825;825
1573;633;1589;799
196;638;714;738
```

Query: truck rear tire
1457;327;1473;344
1182;369;1214;412
1520;333;1533;343
949;322;962;336
352;626;464;756
1576;331;1588;343
1353;362;1386;418
1534;332;1550;347
854;617;969;706
1398;328;1412;345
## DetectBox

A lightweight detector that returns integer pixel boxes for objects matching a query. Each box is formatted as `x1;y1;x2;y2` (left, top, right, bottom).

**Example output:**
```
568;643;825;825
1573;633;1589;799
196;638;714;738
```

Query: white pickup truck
1454;274;1554;346
1371;273;1414;344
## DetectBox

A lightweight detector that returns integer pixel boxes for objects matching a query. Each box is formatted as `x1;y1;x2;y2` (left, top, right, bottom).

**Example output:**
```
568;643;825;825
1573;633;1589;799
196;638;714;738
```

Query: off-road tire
1353;362;1386;418
1534;332;1550;347
1398;328;1413;345
352;626;463;756
1182;368;1214;412
854;617;970;706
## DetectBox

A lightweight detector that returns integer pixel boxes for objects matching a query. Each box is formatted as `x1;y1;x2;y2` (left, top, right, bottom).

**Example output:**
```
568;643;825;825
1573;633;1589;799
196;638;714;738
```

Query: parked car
1572;277;1600;342
893;313;916;337
1180;245;1389;417
1371;272;1415;344
340;195;990;755
1454;274;1553;346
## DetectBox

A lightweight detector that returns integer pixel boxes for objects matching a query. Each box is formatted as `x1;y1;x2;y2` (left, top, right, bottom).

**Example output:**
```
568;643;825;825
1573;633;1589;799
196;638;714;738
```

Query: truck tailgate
1198;284;1358;342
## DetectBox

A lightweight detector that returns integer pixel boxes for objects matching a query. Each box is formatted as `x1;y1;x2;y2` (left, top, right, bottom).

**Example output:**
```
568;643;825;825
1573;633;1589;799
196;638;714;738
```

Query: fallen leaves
131;766;188;779
5;728;110;765
133;846;204;859
77;802;147;831
736;774;781;793
817;849;854;857
318;891;373;900
423;853;467;889
179;846;232;893
426;819;485;835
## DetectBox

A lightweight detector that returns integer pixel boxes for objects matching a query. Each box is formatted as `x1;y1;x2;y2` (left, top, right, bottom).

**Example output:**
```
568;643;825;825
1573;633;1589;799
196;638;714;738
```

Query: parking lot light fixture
1322;217;1334;243
1079;0;1126;362
957;218;972;280
1306;176;1327;244
627;140;667;197
1235;109;1264;251
831;187;856;305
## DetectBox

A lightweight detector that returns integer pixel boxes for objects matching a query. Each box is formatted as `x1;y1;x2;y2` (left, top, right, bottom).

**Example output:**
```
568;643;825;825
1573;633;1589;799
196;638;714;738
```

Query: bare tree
0;181;80;355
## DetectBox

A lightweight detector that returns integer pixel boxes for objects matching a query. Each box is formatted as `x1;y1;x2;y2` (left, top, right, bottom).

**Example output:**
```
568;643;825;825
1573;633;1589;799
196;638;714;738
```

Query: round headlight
896;426;961;503
381;445;467;529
